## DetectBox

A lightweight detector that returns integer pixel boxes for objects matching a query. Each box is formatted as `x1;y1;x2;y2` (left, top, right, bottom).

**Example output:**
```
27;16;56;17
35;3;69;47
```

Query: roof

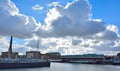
61;54;104;58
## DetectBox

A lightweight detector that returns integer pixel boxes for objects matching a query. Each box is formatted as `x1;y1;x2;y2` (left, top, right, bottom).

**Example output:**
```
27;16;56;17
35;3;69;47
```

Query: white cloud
93;25;119;41
13;44;30;54
36;0;106;37
107;25;119;33
24;0;120;55
32;4;43;11
71;37;82;45
91;40;120;53
47;2;60;7
0;0;39;38
0;36;9;53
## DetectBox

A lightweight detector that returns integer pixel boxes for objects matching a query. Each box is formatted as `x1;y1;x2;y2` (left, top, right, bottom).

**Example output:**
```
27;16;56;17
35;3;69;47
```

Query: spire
9;36;13;53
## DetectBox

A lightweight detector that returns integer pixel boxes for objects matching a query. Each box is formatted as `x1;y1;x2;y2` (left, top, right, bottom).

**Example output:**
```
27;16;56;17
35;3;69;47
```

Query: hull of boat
0;62;50;69
113;63;120;65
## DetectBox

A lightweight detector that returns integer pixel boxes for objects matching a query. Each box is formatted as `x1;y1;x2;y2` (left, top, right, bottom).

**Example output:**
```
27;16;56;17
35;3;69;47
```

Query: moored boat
0;36;50;69
0;58;50;69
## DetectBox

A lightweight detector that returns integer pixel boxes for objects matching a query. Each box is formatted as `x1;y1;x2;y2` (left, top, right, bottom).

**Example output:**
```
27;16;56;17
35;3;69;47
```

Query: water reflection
0;63;120;71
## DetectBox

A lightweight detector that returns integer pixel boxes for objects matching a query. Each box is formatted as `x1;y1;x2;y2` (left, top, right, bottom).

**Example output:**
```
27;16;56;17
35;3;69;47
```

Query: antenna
36;38;39;51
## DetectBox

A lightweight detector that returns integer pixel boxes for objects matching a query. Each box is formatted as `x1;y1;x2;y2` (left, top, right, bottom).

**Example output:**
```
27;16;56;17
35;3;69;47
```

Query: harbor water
0;62;120;71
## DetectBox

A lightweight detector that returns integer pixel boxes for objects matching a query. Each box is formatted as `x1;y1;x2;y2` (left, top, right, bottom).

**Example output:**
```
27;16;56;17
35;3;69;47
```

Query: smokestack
9;36;13;53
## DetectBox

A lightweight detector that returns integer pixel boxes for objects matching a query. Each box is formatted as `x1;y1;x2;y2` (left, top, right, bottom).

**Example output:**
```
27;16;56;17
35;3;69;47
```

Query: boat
0;36;50;69
0;58;50;69
112;61;120;65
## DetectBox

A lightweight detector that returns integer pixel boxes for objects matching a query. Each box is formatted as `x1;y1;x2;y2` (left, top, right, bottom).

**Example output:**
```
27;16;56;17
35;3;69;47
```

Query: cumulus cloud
107;25;119;33
91;40;120;54
26;0;120;55
32;4;44;11
92;25;119;41
0;0;39;38
36;0;106;37
95;30;118;40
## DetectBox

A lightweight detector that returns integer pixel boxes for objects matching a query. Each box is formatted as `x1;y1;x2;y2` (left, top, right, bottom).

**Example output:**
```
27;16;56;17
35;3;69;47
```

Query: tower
8;36;13;54
8;36;13;58
1;36;18;59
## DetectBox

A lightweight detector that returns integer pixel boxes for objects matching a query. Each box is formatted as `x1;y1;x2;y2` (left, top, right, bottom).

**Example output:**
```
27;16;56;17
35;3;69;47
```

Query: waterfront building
117;53;120;60
26;51;41;59
113;53;120;61
42;52;61;59
1;52;18;59
61;54;104;63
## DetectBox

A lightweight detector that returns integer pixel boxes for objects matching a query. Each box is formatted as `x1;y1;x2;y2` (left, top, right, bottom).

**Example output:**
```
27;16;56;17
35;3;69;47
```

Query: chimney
9;36;13;53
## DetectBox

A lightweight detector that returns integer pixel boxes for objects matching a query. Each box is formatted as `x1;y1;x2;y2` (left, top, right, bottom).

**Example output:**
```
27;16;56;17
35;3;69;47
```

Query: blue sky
89;0;120;33
11;0;73;24
0;0;120;55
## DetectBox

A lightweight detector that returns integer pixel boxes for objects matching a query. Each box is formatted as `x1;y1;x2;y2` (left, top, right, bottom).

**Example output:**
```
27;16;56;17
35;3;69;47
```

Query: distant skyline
0;0;120;55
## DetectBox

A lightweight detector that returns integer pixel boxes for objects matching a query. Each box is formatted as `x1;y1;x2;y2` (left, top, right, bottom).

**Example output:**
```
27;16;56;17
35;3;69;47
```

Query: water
0;62;120;71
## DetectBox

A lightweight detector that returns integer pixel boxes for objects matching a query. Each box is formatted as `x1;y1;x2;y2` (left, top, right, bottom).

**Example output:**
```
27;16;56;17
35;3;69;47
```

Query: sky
0;0;120;55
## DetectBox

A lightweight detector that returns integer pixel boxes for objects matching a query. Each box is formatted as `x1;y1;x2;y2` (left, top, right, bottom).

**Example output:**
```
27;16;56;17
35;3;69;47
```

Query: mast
36;38;39;51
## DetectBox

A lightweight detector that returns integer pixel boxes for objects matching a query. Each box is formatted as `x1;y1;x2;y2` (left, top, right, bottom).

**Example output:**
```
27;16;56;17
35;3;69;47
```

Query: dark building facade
43;52;61;59
61;54;104;62
26;51;41;59
1;52;18;59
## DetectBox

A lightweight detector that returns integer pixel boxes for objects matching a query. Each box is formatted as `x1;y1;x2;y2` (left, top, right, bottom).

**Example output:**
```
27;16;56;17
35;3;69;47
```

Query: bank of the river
0;62;120;71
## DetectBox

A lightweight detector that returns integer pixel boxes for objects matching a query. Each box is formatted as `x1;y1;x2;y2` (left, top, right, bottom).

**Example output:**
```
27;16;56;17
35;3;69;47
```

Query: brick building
26;51;41;59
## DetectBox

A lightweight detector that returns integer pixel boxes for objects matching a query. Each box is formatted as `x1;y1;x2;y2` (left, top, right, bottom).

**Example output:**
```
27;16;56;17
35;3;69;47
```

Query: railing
0;58;49;63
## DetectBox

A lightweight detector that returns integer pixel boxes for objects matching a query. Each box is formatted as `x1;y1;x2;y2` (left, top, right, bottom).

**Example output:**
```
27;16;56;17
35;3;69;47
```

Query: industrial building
61;54;104;63
26;51;41;59
1;36;18;59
